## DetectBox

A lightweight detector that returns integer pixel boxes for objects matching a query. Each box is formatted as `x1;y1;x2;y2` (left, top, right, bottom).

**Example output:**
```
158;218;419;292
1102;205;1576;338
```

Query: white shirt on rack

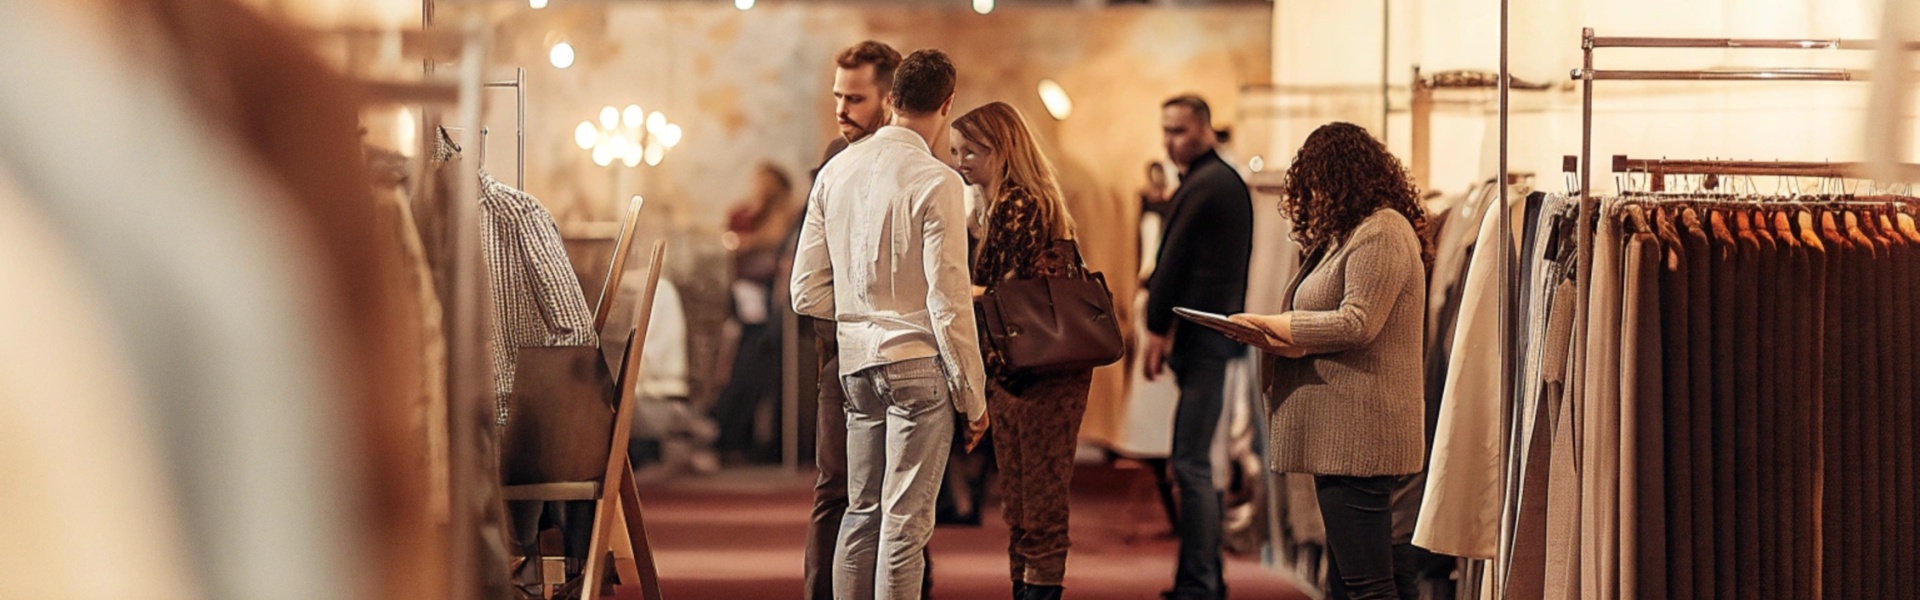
790;126;987;422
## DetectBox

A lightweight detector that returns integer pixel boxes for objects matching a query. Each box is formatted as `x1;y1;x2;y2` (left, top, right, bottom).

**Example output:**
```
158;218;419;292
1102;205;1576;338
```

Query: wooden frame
504;240;668;600
592;196;646;332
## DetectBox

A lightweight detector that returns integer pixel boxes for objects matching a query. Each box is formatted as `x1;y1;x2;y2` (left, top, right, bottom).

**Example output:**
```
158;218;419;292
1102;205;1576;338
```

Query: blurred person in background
713;162;797;464
950;101;1092;600
1224;122;1429;600
1141;94;1253;600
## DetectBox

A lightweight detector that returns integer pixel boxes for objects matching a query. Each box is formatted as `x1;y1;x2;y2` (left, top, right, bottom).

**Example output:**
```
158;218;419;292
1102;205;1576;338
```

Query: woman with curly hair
1224;122;1429;600
949;101;1090;600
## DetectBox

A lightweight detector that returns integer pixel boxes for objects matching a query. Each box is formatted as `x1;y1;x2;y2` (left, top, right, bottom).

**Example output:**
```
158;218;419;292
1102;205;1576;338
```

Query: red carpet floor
637;463;1309;599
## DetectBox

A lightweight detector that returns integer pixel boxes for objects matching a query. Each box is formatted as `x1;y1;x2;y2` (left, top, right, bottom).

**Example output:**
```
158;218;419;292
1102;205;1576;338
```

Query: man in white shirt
790;48;990;599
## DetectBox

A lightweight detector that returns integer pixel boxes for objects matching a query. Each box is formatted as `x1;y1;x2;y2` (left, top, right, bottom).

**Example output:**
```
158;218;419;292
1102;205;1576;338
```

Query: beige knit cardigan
1262;209;1427;476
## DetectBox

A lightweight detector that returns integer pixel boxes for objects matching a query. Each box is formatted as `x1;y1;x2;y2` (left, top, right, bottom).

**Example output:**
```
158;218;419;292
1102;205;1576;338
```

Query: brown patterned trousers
989;369;1094;586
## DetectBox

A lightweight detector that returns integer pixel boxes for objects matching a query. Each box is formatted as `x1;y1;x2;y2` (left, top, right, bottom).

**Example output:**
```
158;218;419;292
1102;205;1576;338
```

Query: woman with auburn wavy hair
1223;122;1430;600
948;101;1089;600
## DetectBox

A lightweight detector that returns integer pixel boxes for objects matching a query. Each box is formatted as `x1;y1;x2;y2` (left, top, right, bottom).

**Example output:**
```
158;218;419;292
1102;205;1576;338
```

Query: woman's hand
1226;313;1307;358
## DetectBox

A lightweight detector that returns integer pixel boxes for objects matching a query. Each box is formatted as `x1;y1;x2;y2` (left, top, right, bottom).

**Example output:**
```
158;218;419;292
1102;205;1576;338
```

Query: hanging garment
481;172;599;425
1414;188;1520;559
1650;208;1695;600
0;2;360;598
1748;213;1780;600
0;162;201;600
367;145;452;523
1577;200;1625;600
1618;209;1666;600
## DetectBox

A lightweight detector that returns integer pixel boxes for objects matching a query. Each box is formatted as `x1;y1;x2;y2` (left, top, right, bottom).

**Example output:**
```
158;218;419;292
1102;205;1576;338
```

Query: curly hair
1280;122;1433;265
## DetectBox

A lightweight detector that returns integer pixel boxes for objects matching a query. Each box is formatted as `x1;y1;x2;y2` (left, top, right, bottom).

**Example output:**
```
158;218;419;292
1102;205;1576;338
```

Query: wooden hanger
1895;208;1920;243
1651;206;1683;267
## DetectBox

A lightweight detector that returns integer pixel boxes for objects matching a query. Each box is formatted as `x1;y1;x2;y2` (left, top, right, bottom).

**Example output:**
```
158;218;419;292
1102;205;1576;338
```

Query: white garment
0;163;200;600
0;3;355;597
1413;190;1514;559
790;126;986;421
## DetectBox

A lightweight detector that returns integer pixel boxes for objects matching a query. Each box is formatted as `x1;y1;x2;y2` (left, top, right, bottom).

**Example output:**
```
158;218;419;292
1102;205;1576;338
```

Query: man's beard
841;114;882;141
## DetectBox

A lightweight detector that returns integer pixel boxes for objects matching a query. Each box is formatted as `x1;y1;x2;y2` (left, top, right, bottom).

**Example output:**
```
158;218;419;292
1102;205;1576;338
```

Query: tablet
1173;307;1267;342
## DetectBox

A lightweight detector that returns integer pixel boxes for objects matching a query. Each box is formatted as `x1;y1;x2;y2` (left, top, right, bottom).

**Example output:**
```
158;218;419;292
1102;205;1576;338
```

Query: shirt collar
1183;147;1220;173
872;126;931;155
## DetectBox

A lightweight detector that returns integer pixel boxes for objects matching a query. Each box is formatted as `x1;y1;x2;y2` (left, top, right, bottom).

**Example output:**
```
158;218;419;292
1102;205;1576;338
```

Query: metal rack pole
483;71;527;189
1487;1;1515;595
444;23;488;600
1587;36;1920;50
1574;68;1866;81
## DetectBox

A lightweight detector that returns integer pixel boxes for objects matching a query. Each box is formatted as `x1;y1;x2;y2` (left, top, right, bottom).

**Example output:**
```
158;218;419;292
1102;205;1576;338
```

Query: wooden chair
504;240;667;600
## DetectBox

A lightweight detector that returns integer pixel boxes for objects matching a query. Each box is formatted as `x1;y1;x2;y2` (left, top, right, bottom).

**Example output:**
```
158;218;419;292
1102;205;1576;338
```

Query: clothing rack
1408;66;1555;191
483;68;526;189
1550;28;1905;598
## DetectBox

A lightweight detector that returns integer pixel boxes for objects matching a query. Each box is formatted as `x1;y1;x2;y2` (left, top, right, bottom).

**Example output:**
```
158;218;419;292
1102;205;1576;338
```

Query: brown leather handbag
974;240;1125;374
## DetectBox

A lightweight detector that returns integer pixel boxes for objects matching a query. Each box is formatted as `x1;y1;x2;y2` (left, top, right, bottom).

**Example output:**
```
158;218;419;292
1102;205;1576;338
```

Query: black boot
1018;584;1063;600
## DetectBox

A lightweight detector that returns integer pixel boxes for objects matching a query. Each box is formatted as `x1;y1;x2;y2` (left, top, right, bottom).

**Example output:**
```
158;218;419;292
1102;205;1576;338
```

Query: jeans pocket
885;371;950;414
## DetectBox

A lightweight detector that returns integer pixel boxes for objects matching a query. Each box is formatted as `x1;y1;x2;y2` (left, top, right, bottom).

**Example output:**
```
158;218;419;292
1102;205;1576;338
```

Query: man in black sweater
1142;95;1254;600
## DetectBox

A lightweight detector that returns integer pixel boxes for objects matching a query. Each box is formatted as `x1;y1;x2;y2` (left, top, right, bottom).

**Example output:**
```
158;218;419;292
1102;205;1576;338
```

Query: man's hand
1143;332;1172;382
964;411;991;453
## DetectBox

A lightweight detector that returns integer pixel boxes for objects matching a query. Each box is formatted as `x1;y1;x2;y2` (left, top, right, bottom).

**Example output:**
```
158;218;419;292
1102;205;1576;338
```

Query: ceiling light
736;0;754;10
574;121;597;149
530;0;548;8
623;104;645;128
973;0;993;14
600;106;619;129
1037;79;1072;120
646;111;668;133
592;143;614;167
549;41;575;69
645;140;665;166
659;123;683;148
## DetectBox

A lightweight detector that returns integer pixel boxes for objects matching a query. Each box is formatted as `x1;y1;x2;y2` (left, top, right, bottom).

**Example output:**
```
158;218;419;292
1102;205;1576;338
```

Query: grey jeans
835;357;955;600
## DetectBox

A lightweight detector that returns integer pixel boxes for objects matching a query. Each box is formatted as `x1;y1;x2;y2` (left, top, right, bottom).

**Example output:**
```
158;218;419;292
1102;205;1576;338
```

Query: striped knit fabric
479;173;597;425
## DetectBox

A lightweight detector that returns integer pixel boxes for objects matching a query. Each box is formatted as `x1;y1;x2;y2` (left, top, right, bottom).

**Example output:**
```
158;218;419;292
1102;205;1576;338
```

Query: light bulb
592;143;613;167
574;121;597;150
623;104;644;128
645;140;665;166
1037;79;1072;120
973;0;993;15
646;111;667;133
736;0;754;10
622;147;642;167
530;0;548;8
659;123;683;148
1249;155;1265;172
600;106;619;129
549;41;575;69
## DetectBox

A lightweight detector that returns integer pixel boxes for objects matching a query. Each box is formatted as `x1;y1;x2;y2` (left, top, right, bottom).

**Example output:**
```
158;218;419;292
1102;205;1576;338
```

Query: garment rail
1408;66;1554;191
482;67;526;189
1608;155;1920;191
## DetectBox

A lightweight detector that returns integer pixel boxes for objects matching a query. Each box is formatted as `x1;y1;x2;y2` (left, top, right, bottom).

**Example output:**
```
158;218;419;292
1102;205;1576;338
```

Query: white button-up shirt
790;126;987;421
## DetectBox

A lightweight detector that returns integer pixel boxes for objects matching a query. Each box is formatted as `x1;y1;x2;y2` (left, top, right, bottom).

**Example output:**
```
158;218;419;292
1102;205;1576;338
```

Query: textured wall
445;2;1271;446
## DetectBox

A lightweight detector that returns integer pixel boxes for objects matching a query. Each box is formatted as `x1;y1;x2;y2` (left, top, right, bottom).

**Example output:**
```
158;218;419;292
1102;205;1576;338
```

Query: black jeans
1316;474;1407;600
1168;355;1228;599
